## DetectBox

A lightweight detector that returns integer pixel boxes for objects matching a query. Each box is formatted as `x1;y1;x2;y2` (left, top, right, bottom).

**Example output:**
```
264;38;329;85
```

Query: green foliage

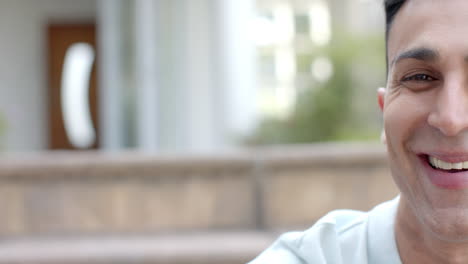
247;33;385;145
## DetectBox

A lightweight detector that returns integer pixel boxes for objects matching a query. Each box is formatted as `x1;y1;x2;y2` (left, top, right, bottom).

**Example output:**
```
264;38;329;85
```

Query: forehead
388;0;468;63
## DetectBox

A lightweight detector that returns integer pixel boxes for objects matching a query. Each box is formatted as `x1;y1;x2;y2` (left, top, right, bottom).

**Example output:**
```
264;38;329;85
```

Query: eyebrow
391;47;439;66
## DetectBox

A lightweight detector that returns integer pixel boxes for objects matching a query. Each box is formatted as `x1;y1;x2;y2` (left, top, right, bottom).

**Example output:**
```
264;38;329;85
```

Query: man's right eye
400;73;439;91
401;73;436;82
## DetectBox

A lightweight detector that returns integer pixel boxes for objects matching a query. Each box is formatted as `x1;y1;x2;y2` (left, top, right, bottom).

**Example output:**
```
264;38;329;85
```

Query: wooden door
47;24;99;150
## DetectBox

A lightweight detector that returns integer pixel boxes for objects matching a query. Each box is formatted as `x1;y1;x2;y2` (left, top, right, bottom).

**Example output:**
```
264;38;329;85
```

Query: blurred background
0;0;397;263
0;0;385;152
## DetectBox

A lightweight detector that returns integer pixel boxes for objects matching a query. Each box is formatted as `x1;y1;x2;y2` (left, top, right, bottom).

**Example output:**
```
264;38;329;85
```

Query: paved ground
0;231;278;264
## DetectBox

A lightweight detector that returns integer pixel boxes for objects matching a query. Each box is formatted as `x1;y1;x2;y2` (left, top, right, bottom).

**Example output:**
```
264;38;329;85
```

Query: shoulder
248;197;401;264
248;209;368;264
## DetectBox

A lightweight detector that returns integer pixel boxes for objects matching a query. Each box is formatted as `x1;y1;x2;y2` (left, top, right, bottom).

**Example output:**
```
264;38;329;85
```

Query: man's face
384;0;468;241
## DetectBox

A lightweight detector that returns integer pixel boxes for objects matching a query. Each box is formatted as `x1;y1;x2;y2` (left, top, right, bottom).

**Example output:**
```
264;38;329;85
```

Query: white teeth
454;162;463;170
429;156;468;170
440;160;452;170
429;156;436;168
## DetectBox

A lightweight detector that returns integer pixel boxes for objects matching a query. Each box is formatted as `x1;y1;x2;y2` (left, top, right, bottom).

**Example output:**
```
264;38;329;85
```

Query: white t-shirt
248;197;402;264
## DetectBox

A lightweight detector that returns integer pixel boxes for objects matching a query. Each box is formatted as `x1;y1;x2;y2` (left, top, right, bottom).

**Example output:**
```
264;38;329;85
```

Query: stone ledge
0;151;254;179
0;143;387;179
253;142;387;169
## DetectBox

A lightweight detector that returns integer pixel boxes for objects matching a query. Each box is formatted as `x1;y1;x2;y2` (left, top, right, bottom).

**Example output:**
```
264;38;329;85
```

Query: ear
380;130;387;145
377;87;385;111
377;87;387;144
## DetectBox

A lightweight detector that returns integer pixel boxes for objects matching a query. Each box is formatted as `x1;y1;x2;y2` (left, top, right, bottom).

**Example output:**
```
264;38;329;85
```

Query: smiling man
248;0;468;263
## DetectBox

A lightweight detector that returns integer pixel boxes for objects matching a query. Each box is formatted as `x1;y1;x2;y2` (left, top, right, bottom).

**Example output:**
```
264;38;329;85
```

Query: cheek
383;92;435;190
384;100;413;145
383;92;432;146
383;96;427;192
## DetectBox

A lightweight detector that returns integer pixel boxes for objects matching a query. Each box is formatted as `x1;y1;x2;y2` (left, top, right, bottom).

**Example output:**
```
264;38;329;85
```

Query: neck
396;197;468;264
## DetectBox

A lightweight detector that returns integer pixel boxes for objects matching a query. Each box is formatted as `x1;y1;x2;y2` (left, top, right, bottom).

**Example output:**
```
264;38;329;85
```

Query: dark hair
384;0;406;70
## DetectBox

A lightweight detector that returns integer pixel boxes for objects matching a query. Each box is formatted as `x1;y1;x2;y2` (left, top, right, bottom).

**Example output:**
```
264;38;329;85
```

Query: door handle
61;42;96;149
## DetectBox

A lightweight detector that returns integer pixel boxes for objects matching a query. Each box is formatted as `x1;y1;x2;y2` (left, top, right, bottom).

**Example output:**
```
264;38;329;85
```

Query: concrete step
0;231;277;264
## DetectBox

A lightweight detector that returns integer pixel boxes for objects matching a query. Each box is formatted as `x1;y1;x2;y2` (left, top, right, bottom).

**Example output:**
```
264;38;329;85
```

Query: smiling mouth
420;154;468;189
425;155;468;172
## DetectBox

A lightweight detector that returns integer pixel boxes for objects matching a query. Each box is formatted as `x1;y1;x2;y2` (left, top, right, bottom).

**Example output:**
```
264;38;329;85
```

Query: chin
418;206;468;242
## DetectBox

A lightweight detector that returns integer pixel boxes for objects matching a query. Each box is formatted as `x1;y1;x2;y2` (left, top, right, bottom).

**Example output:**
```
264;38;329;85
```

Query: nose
427;79;468;136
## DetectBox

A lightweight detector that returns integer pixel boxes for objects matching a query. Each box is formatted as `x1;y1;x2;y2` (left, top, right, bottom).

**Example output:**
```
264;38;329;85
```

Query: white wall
0;0;95;151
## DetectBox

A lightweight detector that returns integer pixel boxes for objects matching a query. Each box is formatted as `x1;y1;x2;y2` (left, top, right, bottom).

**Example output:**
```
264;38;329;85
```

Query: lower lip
421;156;468;189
